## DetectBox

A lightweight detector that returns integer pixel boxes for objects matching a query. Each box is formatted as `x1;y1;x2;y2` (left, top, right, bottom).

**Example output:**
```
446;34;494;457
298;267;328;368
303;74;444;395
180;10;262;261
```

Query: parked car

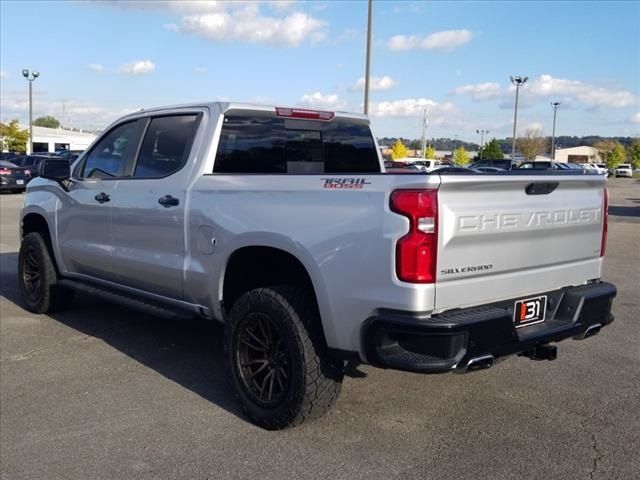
0;160;32;193
560;162;587;171
587;163;609;175
615;163;633;178
431;165;481;174
469;159;516;170
11;155;68;177
19;102;616;429
0;152;19;161
401;158;442;172
384;161;422;173
56;149;84;163
475;166;505;173
517;161;567;170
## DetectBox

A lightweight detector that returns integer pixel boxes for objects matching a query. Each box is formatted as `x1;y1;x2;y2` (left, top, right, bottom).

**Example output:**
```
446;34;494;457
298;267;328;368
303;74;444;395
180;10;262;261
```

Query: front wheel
225;286;343;430
18;232;74;313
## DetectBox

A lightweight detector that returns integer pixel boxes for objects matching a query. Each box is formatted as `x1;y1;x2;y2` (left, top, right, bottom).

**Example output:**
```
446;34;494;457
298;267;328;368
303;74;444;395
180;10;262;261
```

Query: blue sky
1;0;639;142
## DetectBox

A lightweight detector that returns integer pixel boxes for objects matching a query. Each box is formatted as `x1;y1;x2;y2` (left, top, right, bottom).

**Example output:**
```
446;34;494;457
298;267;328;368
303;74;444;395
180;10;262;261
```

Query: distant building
554;146;601;163
21;125;97;154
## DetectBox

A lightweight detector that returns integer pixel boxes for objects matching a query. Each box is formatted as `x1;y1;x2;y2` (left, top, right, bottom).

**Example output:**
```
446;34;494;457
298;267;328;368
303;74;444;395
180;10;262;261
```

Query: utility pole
363;0;373;115
22;69;40;154
62;98;69;128
550;102;560;160
420;108;429;157
476;129;489;159
510;75;528;160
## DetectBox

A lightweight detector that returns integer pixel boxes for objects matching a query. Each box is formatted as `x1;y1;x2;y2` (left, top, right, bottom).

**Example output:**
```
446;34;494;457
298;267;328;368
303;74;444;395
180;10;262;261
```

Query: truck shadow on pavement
0;252;244;421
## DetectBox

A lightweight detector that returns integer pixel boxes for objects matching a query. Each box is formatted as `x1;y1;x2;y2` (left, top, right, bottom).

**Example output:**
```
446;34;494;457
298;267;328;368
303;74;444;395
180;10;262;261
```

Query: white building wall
554;146;601;163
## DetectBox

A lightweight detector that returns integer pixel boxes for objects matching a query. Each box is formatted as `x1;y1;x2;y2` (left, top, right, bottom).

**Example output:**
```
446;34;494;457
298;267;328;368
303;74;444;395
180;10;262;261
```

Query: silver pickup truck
18;102;616;429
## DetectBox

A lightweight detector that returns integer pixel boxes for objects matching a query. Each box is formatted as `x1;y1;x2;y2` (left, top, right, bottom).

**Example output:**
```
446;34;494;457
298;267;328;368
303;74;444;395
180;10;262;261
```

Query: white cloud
528;74;637;108
0;90;135;130
90;1;324;47
119;59;156;75
269;0;296;10
387;29;473;52
173;5;325;47
451;82;502;100
630;112;640;124
523;121;544;133
87;63;104;73
0;70;7;78
352;76;398;91
452;75;638;110
298;92;346;110
368;98;457;117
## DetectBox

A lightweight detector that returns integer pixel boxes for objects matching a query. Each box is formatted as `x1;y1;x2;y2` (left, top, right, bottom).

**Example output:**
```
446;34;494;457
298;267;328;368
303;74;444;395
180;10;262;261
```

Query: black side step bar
58;279;196;320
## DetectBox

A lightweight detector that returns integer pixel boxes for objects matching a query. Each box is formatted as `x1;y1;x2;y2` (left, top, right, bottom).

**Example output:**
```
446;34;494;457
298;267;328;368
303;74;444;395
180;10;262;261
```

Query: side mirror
38;158;70;181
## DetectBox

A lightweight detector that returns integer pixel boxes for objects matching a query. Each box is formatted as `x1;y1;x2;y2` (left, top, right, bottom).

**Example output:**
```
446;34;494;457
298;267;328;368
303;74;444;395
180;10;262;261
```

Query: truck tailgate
434;174;607;311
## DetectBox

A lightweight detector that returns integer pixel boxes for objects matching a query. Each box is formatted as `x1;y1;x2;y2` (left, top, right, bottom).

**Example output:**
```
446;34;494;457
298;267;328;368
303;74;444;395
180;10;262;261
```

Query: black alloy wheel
236;312;292;407
21;247;42;303
224;286;344;429
18;232;74;313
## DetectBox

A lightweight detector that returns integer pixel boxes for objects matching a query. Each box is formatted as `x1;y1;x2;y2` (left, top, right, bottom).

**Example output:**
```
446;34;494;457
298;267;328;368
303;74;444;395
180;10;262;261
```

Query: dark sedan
0;160;32;193
11;155;68;178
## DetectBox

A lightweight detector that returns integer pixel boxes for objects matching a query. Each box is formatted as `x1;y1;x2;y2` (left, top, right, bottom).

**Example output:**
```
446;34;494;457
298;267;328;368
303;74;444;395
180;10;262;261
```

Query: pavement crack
579;417;603;480
3;324;127;363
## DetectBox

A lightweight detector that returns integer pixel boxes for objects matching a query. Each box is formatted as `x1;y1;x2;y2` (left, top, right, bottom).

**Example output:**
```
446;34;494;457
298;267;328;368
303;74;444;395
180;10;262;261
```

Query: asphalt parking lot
1;179;638;480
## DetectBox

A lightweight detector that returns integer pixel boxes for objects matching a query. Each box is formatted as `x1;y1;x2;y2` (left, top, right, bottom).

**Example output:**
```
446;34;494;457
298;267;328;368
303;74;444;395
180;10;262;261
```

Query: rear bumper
363;281;616;373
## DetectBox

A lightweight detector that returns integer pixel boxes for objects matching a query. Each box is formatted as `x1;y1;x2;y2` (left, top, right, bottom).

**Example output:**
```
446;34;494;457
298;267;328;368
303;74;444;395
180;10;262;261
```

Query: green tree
452;146;470;165
0;120;29;153
627;139;640;169
593;140;616;164
424;145;437;159
390;139;408;160
516;129;548;160
607;142;626;170
33;115;61;129
479;138;504;159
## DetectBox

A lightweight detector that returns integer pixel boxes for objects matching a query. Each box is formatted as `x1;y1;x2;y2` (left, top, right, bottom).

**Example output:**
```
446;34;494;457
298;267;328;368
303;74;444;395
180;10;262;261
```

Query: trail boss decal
322;178;371;189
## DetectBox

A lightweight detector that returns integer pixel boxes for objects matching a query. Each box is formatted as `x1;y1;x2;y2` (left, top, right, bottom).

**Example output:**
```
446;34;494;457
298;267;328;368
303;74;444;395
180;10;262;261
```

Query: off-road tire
225;286;343;430
18;232;74;313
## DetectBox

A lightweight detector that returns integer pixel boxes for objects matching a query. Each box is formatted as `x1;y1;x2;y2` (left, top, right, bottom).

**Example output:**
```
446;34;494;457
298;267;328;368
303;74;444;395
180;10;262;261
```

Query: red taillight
24;169;31;176
275;107;335;121
0;168;11;175
390;189;438;283
601;187;608;257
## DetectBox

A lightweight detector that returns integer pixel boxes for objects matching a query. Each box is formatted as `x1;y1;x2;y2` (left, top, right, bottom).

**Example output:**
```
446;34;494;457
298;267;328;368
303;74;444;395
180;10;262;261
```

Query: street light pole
510;75;528;160
421;108;429;157
476;129;489;159
22;69;40;154
363;0;373;115
550;101;560;160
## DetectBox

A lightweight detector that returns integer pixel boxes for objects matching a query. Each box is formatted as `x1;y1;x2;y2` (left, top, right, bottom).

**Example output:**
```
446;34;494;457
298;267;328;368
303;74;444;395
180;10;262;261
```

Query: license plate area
514;295;547;328
16;179;24;185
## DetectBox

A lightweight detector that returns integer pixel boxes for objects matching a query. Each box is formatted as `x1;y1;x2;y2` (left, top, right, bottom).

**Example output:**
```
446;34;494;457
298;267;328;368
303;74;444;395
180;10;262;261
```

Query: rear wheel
18;232;74;313
225;286;343;429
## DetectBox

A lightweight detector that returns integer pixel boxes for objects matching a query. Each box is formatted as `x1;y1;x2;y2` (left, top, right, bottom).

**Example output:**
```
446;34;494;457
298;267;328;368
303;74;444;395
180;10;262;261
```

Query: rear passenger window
214;115;380;174
81;121;143;178
133;115;199;178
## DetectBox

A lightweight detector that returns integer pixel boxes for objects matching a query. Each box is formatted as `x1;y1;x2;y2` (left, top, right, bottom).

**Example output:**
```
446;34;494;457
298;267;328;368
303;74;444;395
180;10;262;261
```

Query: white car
579;163;607;175
401;158;442;172
615;163;633;178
